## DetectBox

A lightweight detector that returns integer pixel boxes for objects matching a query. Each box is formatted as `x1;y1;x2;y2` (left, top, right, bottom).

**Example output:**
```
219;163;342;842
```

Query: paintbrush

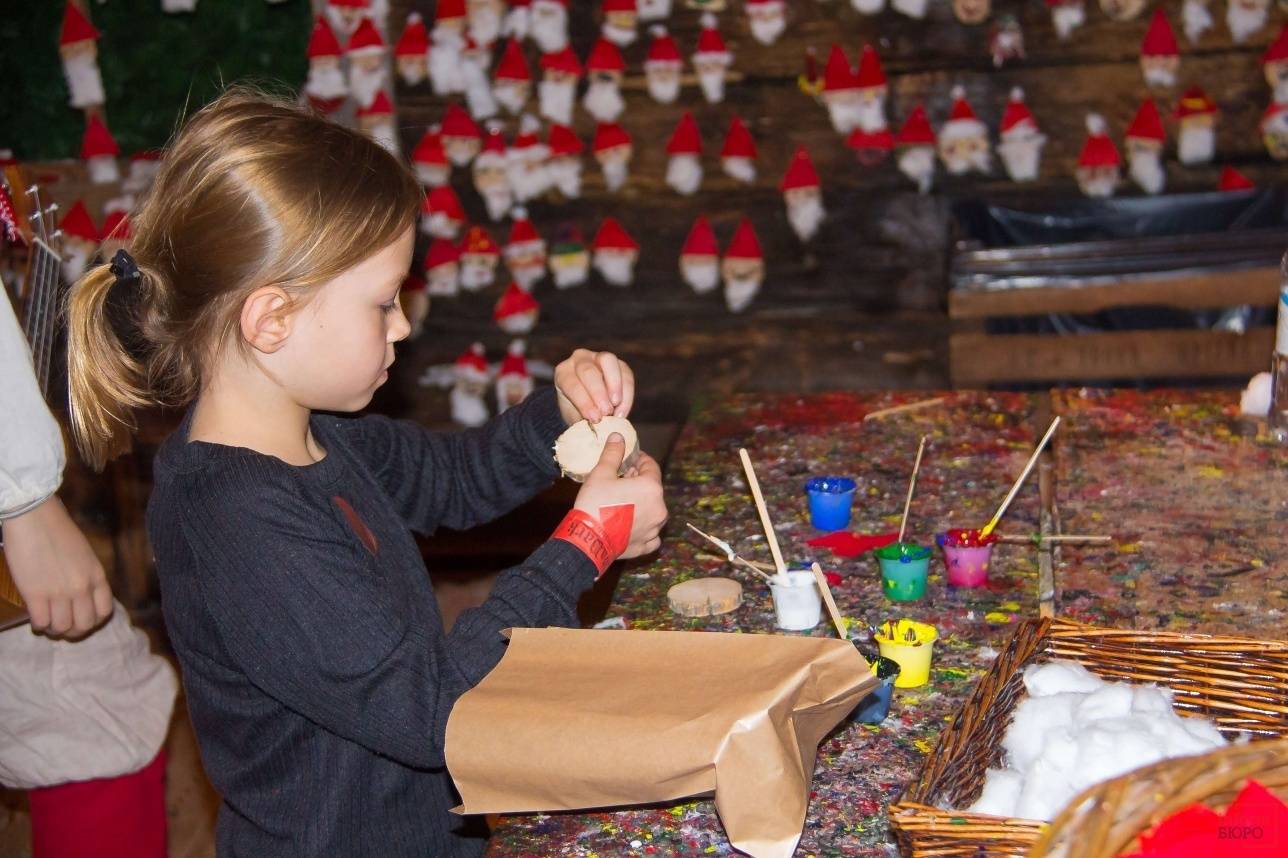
685;523;777;584
979;416;1061;540
897;435;929;544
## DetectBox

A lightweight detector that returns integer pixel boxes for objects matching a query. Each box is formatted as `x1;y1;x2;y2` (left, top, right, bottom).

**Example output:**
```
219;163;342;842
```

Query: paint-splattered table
485;390;1288;858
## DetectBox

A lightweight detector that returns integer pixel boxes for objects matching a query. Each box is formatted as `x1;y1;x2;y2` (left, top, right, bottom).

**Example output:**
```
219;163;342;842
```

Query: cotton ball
1073;719;1167;788
1241;372;1272;416
1004;693;1079;770
1024;660;1104;697
1074;683;1134;725
1016;758;1078;821
1033;725;1081;778
968;768;1025;817
1180;715;1226;747
1130;684;1175;717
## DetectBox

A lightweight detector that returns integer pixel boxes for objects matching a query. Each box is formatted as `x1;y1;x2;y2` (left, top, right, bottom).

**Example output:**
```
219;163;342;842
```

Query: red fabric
29;749;167;858
807;531;898;558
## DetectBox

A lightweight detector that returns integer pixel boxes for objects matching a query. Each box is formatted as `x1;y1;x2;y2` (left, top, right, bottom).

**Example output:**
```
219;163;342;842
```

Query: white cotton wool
968;768;1024;816
1130;683;1175;717
1074;718;1168;786
1023;660;1105;697
1003;692;1080;770
1015;758;1079;821
1073;683;1134;724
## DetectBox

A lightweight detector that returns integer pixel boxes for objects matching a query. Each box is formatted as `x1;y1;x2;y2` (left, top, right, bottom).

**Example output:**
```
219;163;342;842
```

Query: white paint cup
770;571;822;631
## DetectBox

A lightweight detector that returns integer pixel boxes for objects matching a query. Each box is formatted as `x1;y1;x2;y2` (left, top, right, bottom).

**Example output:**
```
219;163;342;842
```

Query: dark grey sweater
147;388;596;857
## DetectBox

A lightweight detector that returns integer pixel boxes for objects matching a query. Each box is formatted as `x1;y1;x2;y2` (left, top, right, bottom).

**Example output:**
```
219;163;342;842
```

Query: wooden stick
995;534;1114;545
686;523;777;583
810;562;848;640
979;416;1061;540
739;448;789;576
863;397;946;422
897;435;929;544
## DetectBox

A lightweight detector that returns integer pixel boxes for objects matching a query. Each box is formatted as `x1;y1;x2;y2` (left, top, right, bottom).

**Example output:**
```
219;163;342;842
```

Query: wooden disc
667;577;743;618
553;415;640;482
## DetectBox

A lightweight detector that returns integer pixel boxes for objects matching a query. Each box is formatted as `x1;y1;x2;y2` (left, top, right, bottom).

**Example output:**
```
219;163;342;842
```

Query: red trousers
27;748;167;858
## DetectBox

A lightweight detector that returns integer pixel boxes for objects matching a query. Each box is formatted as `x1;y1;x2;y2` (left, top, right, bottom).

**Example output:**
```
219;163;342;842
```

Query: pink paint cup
937;528;997;588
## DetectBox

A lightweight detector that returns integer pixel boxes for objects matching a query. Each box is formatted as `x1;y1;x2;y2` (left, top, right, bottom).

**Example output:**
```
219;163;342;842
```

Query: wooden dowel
979;416;1061;539
995;534;1114;545
739;448;789;576
811;562;848;640
897;435;929;544
863;397;946;422
686;523;775;583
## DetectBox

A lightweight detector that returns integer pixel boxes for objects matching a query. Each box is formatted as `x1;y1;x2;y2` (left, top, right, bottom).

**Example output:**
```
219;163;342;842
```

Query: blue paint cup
803;477;857;531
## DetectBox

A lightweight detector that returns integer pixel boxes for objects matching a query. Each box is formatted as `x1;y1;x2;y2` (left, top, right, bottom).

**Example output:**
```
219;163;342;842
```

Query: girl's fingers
596;352;624;408
614;362;636;418
576;360;613;419
48;598;71;637
92;582;114;623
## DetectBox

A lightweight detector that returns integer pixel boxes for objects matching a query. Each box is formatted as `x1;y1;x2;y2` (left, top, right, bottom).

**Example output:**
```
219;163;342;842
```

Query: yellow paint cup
874;619;938;688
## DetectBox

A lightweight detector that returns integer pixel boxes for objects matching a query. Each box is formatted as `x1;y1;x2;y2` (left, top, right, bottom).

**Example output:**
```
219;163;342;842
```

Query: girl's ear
240;286;294;354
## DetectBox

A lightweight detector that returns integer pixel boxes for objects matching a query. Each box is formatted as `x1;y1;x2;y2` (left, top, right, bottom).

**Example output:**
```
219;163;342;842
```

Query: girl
65;89;668;857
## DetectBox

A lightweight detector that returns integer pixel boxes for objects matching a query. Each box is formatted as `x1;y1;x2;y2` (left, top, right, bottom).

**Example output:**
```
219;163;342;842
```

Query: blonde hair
67;88;423;469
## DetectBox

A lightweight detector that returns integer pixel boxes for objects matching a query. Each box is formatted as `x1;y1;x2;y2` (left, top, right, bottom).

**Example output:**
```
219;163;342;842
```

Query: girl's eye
380;300;398;313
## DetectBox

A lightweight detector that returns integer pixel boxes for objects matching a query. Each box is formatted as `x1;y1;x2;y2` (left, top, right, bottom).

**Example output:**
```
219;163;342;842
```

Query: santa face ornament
474;161;514;222
638;0;673;19
824;90;864;135
666;154;703;195
593;248;639;286
1141;54;1179;88
307;54;348;110
1126;139;1166;194
953;0;991;25
602;7;639;46
468;0;505;46
547;155;583;198
1182;0;1213;42
506;248;547;290
596;145;632;191
721;257;764;313
1077;164;1119;197
460;249;500;291
531;0;571;52
681;254;720;293
61;236;96;285
550;247;591;287
1177;114;1216;164
539;71;578;125
746;1;787;45
61;38;106;110
427;261;461;297
507;152;551;203
997;128;1046;182
856;88;888;133
938;130;990;175
1267;61;1288;104
583;71;626;122
990;16;1025;67
898;146;936;193
694;56;730;103
1227;0;1270;43
451;385;490;427
493;78;531;116
783;186;826;242
430;29;467;95
1262;105;1288;159
646;63;682;103
1048;0;1086;39
1099;0;1147;21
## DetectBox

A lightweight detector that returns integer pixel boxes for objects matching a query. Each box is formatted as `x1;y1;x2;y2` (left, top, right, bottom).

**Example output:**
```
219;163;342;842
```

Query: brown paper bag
446;628;877;858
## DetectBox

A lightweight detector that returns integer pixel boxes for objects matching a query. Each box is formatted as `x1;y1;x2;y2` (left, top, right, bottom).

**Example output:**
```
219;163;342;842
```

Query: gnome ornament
395;13;430;85
1175;86;1218;165
745;0;787;45
638;0;673;20
722;219;764;313
496;340;536;413
996;88;1046;182
506;114;551;203
412;127;450;187
1100;0;1147;22
1227;0;1270;44
953;0;991;26
100;197;133;259
847;128;895;166
423;185;467;238
780;146;826;242
583;38;627;122
1046;0;1086;40
462;37;500;121
347;18;389;108
460;225;502;290
425;237;462;297
592;218;641;286
504;209;548;290
721;117;757;184
1075;114;1121;198
493;39;533;114
326;0;370;37
549;224;591;287
468;0;506;48
990;15;1025;67
1262;26;1288;102
665;112;704;196
895;105;937;193
602;0;640;46
494;282;541;333
546;124;585;197
854;45;889;133
1261;101;1288;160
400;273;430;340
539;47;583;125
820;45;862;134
60;2;104;109
504;0;531;39
58;201;98;284
451;343;492;426
442;104;483;166
1218;165;1255;190
357;92;400;155
692;15;733;103
1124;99;1167;194
645;28;684;104
305;16;348;114
81;115;120;185
1140;9;1180;88
892;0;930;20
474;126;514;221
592;122;633;192
430;0;468;95
938;86;990;175
852;0;886;14
680;216;721;294
531;0;571;52
1183;0;1213;42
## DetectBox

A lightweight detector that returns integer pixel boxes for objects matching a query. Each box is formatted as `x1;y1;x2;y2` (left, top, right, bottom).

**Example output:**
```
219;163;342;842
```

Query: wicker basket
887;617;1288;857
1029;736;1288;858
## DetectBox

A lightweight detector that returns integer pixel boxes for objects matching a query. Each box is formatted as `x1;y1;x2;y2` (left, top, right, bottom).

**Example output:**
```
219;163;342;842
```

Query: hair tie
108;248;140;285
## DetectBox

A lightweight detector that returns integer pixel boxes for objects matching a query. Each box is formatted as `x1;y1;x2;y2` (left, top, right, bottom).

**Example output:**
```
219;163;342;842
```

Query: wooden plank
949;267;1282;319
949;327;1276;385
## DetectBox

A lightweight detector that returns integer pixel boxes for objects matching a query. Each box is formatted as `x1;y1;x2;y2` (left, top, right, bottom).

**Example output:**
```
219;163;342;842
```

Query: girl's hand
574;434;667;559
554;349;635;425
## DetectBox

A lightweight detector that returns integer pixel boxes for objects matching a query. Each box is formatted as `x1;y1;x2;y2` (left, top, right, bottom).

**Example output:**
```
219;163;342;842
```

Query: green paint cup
876;543;932;602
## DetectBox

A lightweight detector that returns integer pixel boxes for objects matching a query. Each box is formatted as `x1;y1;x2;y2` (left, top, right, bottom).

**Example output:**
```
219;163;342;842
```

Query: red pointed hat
396;13;430;56
586;37;626;72
1077;114;1120;167
593;217;639;251
1141;8;1178;57
1125;98;1166;142
695;14;728;57
59;200;99;242
81;115;119;159
592;122;631;152
855;44;886;89
479;126;508;156
425;237;460;270
682;215;719;256
494;39;531;81
428;185;465;220
357;90;394;117
1000;87;1038;134
780;146;820;191
500;340;530;377
946;85;981;124
102;210;131;242
456;342;490;375
507;210;541;245
895;104;936;146
462;225;500;255
603;0;637;11
721;117;756;160
308;17;343;58
666;112;702;155
646;26;682;64
1263;25;1288;65
1263;101;1288;129
1219;165;1255;190
823;44;858;92
330;0;370;7
547;123;584;157
494;282;540;319
437;0;467;22
347;18;386;53
724;218;762;259
1175;86;1218;118
847;127;894;150
442;103;481;139
413;128;448;165
60;2;99;46
540;46;583;77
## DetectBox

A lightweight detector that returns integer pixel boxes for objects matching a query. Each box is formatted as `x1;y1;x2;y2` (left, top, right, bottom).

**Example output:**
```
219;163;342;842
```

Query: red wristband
552;505;634;578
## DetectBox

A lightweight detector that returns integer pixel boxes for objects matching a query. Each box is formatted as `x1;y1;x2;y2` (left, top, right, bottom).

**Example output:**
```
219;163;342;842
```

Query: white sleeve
0;278;64;519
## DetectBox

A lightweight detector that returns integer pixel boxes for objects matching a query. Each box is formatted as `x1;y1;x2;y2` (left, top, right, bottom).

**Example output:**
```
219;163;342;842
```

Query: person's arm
0;284;63;520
